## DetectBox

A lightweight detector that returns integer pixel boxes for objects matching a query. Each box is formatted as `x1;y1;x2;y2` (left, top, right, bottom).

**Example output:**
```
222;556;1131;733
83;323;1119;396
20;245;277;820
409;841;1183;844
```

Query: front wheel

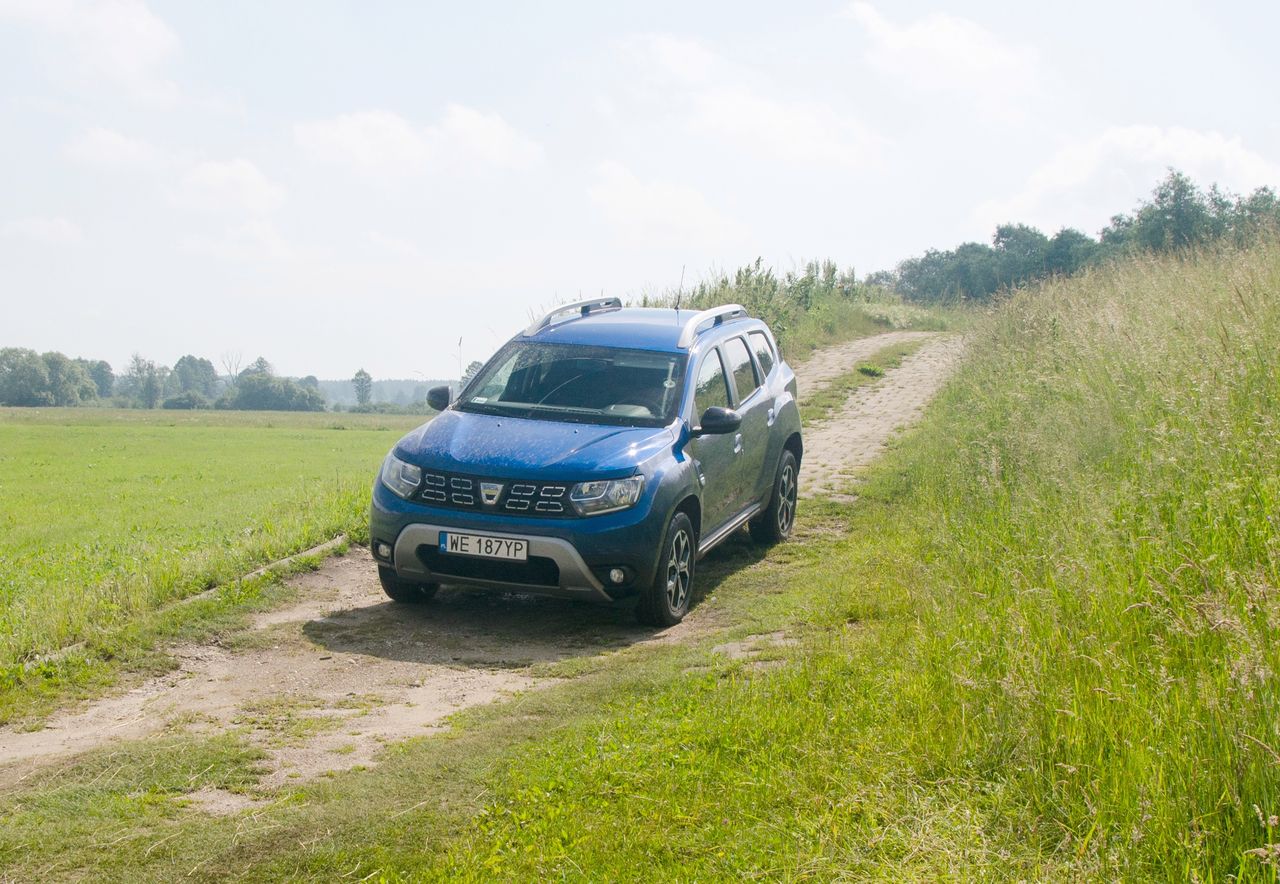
750;449;798;545
636;511;696;627
377;566;439;604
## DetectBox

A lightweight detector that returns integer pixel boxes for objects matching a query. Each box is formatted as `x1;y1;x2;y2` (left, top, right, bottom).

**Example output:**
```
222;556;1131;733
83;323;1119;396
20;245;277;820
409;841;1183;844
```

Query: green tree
1045;228;1099;276
121;354;163;409
221;374;324;411
83;359;113;397
41;352;97;405
992;223;1050;285
0;348;53;406
352;368;372;406
172;355;218;397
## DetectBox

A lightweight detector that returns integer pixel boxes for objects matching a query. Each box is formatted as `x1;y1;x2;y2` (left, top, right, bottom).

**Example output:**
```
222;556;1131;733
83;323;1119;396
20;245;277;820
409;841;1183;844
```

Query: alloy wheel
665;527;692;612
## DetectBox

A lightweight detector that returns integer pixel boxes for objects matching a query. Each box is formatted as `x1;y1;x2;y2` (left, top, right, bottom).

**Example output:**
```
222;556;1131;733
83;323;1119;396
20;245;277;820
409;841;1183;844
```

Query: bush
161;391;210;410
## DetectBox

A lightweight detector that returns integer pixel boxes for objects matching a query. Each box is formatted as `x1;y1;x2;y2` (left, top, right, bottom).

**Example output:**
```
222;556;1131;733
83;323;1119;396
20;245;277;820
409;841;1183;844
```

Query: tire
750;449;799;545
636;511;696;627
377;566;439;604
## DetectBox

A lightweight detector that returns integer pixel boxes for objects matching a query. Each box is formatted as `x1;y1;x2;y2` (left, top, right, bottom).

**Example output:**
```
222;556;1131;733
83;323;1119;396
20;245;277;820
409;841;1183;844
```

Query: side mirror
426;385;452;412
693;405;742;437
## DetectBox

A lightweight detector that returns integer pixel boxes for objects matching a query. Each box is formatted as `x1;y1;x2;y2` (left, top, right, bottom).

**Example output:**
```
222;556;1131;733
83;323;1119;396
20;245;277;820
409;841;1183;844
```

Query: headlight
380;452;422;499
570;475;645;516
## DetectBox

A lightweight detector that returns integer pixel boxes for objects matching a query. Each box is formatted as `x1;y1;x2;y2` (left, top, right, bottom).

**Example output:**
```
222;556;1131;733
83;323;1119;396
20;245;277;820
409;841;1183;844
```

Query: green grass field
0;408;424;720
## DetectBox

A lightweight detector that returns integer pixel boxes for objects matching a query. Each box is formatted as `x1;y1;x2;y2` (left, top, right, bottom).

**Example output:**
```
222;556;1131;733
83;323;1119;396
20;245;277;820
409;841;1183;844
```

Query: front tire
378;566;439;604
636;511;696;627
750;449;798;545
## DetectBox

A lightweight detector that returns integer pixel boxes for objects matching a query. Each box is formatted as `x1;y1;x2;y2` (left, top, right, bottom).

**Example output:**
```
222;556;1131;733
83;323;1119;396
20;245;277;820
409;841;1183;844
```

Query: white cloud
975;126;1280;235
0;0;179;103
171;159;285;215
294;105;543;178
622;35;883;167
65;127;162;170
1;216;83;245
180;219;293;261
844;2;1039;115
588;160;747;250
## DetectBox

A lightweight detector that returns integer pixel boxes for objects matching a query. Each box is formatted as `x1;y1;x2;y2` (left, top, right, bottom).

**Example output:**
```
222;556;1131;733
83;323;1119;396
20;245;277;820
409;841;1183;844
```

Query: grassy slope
0;409;423;720
420;242;1277;880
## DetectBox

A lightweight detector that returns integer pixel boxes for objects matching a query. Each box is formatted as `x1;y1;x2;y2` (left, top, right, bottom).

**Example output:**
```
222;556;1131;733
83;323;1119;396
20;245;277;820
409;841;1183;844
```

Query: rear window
748;331;775;376
722;337;759;402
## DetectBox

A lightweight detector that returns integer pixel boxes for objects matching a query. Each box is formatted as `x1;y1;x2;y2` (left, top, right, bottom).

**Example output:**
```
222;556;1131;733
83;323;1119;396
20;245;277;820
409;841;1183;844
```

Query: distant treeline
0;349;453;412
872;170;1280;302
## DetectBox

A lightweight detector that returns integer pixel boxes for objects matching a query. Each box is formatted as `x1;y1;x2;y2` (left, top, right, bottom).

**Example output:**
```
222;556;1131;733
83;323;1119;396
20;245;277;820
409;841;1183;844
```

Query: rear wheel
377;566;439;603
750;449;798;545
636;511;695;627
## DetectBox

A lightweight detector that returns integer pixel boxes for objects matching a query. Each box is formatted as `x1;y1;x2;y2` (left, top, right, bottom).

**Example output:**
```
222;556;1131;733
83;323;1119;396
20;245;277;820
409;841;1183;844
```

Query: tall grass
887;239;1280;876
638;258;953;360
428;241;1280;878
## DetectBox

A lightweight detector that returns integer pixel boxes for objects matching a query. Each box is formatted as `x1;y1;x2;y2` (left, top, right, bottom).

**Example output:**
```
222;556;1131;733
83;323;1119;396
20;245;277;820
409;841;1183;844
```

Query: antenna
675;265;686;312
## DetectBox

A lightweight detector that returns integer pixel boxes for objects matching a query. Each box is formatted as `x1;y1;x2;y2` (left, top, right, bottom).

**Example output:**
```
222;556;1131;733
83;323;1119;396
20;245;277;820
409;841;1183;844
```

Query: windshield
457;342;686;427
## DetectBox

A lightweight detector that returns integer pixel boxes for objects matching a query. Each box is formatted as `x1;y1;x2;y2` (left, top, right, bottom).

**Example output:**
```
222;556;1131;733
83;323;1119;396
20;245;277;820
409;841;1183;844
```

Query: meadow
0;408;424;719
6;246;1274;879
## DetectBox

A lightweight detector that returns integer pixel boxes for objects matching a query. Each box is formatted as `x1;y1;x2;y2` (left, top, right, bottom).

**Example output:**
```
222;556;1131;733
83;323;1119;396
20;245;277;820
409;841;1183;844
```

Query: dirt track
0;330;963;799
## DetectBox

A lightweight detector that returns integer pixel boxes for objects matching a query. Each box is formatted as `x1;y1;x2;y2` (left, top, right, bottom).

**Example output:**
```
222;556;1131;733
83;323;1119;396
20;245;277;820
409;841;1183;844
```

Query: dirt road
0;329;963;800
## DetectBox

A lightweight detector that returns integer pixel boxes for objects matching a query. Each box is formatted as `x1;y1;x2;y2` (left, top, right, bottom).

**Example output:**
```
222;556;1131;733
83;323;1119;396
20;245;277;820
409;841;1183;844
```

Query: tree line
0;350;325;411
872;170;1280;302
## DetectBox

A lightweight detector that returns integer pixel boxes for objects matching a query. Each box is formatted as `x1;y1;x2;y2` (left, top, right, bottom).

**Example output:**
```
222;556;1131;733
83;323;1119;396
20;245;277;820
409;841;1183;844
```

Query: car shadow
301;530;769;669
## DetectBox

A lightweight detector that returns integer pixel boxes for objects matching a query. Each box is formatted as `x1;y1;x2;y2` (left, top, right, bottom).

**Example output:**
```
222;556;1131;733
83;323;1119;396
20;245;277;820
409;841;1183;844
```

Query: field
2;244;1276;880
0;408;423;720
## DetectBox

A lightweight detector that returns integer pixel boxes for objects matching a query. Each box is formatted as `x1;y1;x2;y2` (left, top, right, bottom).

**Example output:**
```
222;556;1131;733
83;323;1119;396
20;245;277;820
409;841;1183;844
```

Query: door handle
733;433;743;454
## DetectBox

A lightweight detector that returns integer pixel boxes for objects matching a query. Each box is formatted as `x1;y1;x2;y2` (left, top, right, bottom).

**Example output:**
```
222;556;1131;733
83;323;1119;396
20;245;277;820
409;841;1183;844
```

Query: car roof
524;306;762;353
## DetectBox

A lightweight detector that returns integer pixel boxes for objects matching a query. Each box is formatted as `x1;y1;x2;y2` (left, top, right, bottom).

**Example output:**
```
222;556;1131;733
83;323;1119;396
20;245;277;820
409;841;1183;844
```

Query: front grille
415;470;572;518
417;546;561;587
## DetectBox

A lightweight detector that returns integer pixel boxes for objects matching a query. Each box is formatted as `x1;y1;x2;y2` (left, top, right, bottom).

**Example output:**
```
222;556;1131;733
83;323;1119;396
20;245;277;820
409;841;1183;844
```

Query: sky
2;0;1278;380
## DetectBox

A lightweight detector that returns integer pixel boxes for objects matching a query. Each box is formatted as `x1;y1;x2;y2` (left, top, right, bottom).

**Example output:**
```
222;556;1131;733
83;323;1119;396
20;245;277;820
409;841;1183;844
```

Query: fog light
609;568;625;585
376;542;392;560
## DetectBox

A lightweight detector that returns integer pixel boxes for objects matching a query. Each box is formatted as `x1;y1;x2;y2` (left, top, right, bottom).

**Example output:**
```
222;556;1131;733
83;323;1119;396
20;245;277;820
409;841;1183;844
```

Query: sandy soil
799;334;965;498
0;329;963;797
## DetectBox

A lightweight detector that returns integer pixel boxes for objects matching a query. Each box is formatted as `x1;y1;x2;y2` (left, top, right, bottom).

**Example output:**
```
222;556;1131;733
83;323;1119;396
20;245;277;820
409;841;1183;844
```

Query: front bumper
370;480;669;602
390;523;611;601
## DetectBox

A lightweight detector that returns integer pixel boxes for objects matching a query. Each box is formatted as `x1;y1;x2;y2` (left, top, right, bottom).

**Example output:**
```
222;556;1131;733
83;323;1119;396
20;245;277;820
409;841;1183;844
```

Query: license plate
438;531;528;562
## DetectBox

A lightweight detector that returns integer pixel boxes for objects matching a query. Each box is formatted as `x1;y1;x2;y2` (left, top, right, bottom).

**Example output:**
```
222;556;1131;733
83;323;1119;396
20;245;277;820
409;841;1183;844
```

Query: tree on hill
352;368;372;406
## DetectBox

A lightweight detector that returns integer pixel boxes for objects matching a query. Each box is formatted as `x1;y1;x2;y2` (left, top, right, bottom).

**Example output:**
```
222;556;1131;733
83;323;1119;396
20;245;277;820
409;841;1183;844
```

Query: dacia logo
480;482;503;506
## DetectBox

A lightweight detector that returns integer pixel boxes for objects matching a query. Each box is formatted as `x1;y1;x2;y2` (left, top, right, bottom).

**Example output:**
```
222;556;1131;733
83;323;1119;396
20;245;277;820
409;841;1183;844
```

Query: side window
748;331;775;377
693;350;731;418
722;337;759;403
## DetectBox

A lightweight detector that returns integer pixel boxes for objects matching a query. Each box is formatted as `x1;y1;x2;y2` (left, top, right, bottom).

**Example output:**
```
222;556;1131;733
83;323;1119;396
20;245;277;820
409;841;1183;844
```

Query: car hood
396;409;676;479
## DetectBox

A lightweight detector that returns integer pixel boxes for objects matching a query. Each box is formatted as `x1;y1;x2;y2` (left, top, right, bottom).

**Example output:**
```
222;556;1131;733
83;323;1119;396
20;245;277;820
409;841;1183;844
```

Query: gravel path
798;334;966;498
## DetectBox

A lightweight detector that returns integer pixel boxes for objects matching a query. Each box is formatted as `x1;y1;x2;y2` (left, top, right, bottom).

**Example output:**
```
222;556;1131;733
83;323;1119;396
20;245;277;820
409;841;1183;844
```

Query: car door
720;335;772;507
687;347;743;535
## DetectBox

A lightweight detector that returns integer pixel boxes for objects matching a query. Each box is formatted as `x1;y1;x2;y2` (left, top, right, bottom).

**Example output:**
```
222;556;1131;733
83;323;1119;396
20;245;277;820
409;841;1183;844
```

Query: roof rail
676;304;748;348
524;297;623;337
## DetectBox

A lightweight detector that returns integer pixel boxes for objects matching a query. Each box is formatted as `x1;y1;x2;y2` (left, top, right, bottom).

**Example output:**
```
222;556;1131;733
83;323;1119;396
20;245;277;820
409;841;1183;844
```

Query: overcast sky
2;1;1278;379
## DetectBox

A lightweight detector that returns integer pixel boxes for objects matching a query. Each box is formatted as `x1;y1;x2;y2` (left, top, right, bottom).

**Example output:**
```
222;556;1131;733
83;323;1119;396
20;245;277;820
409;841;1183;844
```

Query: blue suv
369;298;802;626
